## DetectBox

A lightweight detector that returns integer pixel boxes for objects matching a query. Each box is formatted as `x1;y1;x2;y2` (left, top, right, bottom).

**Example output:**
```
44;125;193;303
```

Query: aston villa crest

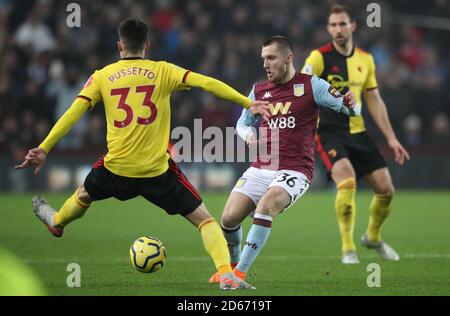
293;84;304;97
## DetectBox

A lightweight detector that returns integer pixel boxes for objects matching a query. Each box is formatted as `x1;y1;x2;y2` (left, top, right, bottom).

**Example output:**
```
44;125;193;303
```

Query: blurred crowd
1;0;449;161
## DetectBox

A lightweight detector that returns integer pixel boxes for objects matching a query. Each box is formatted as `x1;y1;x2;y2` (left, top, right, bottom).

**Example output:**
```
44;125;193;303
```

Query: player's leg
236;170;309;279
316;134;359;264
361;167;399;260
365;167;395;242
54;184;92;225
144;160;254;289
221;193;256;267
158;161;233;277
348;133;397;260
184;205;236;276
208;192;255;283
331;158;359;264
234;187;288;279
32;184;92;237
208;167;268;283
184;201;255;289
33;157;112;237
183;202;233;276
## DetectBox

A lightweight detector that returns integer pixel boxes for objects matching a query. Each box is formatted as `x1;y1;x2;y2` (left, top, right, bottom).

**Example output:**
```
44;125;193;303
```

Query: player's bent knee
377;185;395;196
221;215;241;230
333;169;355;182
256;187;291;217
386;184;395;196
222;202;235;219
331;159;355;182
256;200;283;218
221;193;254;228
221;206;246;229
220;208;235;228
77;185;93;205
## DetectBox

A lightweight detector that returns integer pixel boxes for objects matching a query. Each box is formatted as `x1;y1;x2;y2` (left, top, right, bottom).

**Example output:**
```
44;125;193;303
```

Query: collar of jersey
120;57;144;60
331;42;355;58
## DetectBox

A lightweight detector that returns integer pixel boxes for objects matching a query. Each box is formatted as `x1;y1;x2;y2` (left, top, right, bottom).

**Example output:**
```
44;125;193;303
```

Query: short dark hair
117;18;148;53
328;4;355;22
263;36;293;54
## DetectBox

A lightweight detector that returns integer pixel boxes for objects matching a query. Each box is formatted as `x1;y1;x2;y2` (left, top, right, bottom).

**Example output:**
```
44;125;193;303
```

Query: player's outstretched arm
364;88;410;165
184;72;271;121
311;75;361;116
15;97;91;175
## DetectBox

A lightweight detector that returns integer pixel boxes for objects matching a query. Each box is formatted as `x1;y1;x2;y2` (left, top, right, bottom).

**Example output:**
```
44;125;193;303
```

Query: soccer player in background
209;36;360;284
301;4;410;264
15;18;271;290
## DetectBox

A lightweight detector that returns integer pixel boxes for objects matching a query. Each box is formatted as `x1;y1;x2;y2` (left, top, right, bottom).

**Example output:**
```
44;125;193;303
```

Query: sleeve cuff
77;95;93;109
243;97;252;109
182;70;191;84
38;145;49;154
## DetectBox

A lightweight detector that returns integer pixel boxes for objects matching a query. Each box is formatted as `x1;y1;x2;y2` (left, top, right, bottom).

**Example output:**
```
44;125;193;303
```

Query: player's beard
268;65;287;84
334;34;349;48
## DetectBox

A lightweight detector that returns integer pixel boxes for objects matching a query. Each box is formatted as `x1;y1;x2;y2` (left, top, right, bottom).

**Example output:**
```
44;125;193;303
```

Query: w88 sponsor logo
267;116;296;129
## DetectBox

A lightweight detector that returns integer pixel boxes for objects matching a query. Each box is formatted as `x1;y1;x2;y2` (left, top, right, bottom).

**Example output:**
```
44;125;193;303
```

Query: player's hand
388;138;410;165
246;133;257;148
343;90;356;109
15;147;47;175
248;101;271;122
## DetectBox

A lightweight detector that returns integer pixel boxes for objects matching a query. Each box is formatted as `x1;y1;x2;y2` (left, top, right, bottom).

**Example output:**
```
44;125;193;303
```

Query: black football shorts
315;131;387;179
84;157;202;216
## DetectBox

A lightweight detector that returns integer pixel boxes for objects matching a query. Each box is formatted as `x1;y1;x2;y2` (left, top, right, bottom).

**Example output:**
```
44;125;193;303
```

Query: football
129;236;167;273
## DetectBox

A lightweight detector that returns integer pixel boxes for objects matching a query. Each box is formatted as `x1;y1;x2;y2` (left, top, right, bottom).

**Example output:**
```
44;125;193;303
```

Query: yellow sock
198;218;232;275
53;189;91;227
335;178;356;253
367;194;393;243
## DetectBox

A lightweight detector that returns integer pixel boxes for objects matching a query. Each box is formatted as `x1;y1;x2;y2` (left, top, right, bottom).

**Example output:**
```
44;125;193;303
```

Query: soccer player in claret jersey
15;18;271;290
208;36;361;284
301;4;410;264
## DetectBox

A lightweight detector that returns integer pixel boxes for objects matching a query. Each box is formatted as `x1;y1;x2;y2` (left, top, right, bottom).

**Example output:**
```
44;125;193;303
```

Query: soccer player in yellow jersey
15;19;270;290
301;5;410;264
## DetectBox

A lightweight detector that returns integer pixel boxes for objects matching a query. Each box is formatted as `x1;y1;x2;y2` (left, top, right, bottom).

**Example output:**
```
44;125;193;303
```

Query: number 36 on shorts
268;170;311;208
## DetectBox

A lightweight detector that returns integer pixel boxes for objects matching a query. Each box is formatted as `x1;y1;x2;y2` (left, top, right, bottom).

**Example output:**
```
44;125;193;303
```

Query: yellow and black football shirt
78;57;190;178
302;43;378;134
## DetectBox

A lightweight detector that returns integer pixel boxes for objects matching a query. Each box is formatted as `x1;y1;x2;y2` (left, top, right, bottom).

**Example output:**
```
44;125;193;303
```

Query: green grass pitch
1;191;449;296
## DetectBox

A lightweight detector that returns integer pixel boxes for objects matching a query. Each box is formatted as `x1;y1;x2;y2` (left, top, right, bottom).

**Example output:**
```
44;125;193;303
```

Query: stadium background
1;0;449;192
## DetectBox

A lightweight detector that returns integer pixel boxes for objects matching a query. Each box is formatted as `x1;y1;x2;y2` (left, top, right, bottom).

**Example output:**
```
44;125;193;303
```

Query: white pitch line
403;254;450;259
21;254;450;264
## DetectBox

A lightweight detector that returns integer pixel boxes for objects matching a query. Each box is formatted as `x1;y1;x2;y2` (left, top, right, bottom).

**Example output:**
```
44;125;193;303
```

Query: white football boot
341;250;360;264
361;233;400;261
32;196;64;237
